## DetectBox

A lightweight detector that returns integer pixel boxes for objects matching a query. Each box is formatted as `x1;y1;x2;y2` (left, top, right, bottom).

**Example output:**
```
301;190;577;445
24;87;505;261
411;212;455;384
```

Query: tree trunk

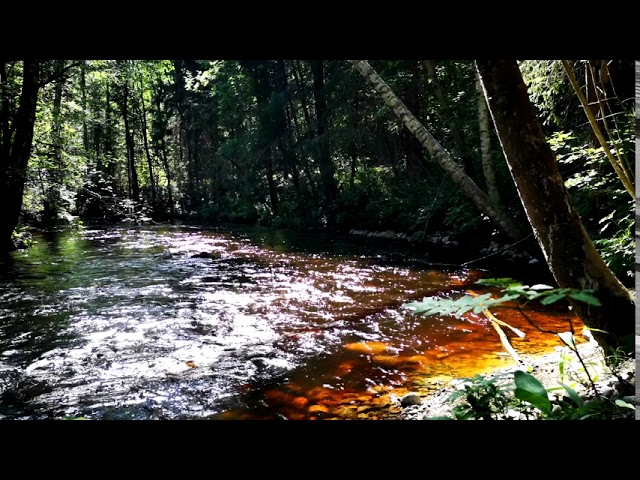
104;81;115;180
275;61;301;199
350;59;524;242
152;85;174;220
248;61;279;217
121;80;139;201
42;60;66;225
137;70;156;207
311;60;338;230
80;61;89;152
403;61;425;182
474;70;501;207
475;59;635;356
0;60;40;251
291;60;312;127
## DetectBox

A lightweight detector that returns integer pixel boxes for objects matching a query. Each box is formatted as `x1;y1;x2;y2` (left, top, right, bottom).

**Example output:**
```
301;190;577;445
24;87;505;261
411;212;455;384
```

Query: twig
516;308;601;399
462;233;534;266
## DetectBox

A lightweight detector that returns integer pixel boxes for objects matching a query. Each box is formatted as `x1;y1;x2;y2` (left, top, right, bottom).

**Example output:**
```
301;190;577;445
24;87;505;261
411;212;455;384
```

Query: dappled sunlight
0;226;584;419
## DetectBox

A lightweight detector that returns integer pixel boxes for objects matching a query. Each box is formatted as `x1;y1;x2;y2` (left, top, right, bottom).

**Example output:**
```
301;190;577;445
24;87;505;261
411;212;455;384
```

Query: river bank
393;333;636;420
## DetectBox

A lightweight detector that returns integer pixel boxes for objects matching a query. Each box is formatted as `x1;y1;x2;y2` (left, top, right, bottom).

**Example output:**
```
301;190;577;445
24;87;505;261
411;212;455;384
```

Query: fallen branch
486;308;525;366
467;290;526;366
465;290;526;338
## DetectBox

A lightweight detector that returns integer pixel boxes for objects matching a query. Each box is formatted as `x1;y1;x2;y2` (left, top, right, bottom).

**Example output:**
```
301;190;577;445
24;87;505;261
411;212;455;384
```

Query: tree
474;70;501;207
0;60;40;251
311;60;338;229
475;59;635;356
350;59;525;242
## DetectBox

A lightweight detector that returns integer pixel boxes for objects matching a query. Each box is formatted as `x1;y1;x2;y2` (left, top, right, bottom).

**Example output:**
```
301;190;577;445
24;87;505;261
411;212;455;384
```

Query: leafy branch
404;277;613;410
403;277;601;318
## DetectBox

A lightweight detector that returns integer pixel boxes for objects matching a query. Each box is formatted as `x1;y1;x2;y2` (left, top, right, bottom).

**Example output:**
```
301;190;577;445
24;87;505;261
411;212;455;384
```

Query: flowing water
0;225;583;420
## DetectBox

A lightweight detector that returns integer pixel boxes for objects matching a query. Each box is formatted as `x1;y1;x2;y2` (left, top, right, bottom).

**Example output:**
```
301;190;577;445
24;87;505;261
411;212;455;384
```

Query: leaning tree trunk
475;59;635;356
0;60;40;252
350;59;525;242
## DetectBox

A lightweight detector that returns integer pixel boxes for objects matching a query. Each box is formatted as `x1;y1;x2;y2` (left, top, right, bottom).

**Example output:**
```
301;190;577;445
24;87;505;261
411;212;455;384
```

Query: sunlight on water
0;226;584;420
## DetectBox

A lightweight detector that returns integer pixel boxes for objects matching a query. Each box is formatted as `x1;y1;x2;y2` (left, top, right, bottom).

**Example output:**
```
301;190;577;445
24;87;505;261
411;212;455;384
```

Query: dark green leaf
567;291;602;306
540;293;567;305
513;370;551;414
614;399;635;410
560;383;583;407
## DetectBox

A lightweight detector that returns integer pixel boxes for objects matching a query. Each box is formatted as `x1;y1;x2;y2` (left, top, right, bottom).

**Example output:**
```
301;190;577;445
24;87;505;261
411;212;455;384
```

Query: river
0;225;582;420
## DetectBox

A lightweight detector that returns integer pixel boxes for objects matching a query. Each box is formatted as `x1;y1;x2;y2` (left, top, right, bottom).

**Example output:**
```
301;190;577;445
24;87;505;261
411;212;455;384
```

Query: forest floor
396;334;637;420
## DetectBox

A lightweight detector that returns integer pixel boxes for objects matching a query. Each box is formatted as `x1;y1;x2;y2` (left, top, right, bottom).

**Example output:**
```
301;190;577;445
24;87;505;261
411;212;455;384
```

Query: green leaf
513;370;551;415
614;399;635;410
560;383;583;407
567;291;602;306
540;293;567;305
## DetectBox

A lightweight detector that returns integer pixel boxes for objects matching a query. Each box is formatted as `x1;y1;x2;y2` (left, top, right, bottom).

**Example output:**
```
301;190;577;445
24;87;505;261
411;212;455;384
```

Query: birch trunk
350;59;524;242
474;70;501;207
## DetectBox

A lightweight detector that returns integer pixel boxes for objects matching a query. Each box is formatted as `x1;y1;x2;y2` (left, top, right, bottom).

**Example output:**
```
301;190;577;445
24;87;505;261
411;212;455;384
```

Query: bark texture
474;70;501;206
0;60;40;251
475;59;634;356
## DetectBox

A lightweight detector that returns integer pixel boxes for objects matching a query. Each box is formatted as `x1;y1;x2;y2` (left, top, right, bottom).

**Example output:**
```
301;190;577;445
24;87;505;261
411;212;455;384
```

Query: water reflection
0;225;582;419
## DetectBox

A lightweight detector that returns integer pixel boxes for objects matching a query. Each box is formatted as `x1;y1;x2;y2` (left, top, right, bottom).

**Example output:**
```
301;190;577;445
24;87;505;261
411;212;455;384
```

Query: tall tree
403;61;426;182
0;60;40;251
41;60;67;226
311;60;338;229
475;59;635;356
244;60;279;217
135;63;156;207
121;77;139;201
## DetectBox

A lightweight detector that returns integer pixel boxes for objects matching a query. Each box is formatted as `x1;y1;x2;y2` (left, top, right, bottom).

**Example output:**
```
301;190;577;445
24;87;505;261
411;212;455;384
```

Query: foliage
409;276;635;420
428;369;633;420
518;60;570;127
10;225;33;249
548;126;635;284
7;58;632;268
404;277;601;318
445;373;516;420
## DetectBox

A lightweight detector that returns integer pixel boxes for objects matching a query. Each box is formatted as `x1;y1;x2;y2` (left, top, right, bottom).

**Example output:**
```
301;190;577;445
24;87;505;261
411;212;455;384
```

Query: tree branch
38;61;83;87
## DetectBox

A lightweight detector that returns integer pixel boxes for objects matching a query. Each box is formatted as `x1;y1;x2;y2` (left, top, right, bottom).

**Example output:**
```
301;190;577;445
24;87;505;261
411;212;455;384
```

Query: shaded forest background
2;59;635;286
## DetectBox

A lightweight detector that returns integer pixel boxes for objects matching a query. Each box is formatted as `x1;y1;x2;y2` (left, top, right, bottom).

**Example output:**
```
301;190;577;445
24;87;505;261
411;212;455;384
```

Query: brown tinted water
0;225;583;419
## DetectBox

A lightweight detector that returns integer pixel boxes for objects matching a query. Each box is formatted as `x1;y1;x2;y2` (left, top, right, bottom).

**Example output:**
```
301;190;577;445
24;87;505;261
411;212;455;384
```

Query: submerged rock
191;251;220;259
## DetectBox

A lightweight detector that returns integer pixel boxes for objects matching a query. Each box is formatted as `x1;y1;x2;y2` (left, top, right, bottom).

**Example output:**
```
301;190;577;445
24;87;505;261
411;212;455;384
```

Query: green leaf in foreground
614;399;635;410
567;291;602;306
560;383;583;407
540;293;567;305
513;370;551;415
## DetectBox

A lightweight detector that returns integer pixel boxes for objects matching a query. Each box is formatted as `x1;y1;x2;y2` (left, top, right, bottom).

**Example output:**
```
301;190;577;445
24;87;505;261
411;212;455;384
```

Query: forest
1;61;633;253
0;59;635;420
